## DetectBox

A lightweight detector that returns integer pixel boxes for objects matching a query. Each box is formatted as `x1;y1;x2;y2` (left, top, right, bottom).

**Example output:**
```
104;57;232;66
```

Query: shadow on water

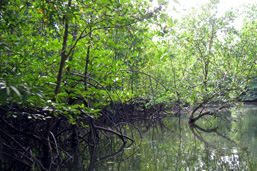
60;105;257;170
60;122;142;171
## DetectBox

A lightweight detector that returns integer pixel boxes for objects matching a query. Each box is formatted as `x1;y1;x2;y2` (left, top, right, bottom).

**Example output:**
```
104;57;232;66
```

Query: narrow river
61;104;257;170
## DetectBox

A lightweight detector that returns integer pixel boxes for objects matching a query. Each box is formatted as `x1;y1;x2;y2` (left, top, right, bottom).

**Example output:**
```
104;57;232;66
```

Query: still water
61;105;257;170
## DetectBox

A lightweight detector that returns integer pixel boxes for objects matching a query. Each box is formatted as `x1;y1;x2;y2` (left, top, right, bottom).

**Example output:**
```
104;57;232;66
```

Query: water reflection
61;105;257;170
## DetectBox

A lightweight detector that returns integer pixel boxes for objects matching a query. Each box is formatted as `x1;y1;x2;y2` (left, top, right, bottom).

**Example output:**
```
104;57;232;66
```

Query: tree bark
42;0;72;168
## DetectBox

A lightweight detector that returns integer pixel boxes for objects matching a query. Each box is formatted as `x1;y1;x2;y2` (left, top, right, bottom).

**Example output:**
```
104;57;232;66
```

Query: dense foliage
0;0;256;170
144;3;257;122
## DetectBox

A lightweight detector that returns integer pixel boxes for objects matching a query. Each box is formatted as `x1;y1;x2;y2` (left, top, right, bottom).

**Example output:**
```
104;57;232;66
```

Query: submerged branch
95;125;134;144
189;100;226;123
192;104;226;122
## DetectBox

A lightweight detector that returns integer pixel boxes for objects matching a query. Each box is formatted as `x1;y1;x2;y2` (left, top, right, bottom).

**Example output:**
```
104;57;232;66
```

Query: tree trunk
42;0;72;168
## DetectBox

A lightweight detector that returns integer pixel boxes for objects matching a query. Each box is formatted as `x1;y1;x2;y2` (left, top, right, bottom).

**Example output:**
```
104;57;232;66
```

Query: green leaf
10;86;21;98
0;88;7;105
22;92;30;103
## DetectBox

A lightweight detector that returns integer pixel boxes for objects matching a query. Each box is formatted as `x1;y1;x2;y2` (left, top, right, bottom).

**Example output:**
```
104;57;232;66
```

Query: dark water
61;105;257;170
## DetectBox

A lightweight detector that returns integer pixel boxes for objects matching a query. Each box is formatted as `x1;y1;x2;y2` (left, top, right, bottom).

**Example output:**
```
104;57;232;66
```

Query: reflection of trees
188;121;251;170
189;121;249;170
135;118;170;135
61;122;142;170
234;107;257;159
189;122;237;148
60;109;257;170
87;142;127;171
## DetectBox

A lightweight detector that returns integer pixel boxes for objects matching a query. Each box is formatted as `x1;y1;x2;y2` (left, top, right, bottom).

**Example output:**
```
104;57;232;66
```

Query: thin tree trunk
42;0;72;168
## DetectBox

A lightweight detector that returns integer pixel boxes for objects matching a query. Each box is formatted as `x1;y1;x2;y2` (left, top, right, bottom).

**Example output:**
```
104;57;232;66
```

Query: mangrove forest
1;0;257;170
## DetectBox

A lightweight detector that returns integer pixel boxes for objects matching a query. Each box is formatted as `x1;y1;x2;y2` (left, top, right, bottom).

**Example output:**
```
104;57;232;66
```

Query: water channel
61;104;257;170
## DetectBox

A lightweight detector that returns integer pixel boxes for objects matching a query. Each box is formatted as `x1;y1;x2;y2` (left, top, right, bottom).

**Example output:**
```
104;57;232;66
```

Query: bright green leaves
139;2;257;110
6;0;256;124
0;0;159;123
